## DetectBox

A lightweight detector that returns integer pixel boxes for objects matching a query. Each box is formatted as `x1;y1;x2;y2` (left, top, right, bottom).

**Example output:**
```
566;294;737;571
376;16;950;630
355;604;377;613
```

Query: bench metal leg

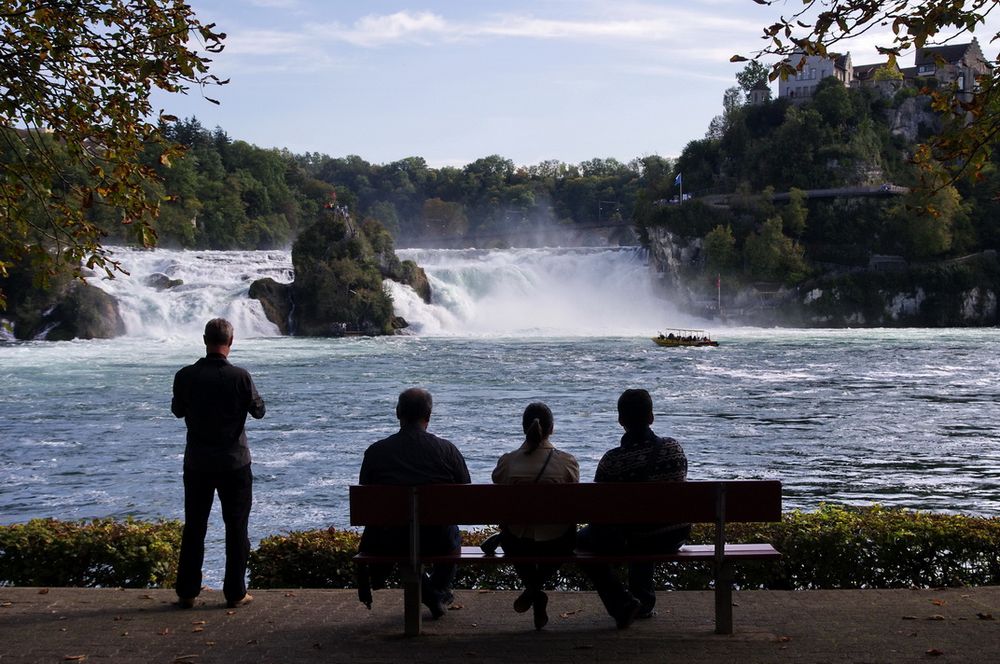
402;567;423;637
714;561;734;635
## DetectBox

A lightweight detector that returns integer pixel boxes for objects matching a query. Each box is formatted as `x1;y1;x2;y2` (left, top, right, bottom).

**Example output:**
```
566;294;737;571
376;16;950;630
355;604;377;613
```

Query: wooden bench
350;480;782;636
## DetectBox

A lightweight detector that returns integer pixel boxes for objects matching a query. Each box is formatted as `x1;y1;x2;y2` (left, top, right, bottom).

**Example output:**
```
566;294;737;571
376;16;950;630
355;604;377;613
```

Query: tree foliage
738;0;1000;182
0;0;226;309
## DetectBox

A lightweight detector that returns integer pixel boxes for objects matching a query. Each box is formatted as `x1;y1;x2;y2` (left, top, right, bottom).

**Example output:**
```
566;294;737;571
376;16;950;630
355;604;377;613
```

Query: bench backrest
350;481;782;527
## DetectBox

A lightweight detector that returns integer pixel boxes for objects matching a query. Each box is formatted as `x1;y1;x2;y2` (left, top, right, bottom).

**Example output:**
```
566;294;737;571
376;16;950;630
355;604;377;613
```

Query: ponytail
525;418;544;452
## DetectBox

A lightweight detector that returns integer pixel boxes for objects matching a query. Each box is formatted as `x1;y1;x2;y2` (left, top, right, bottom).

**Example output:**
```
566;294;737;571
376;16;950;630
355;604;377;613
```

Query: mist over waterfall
387;247;694;336
90;248;292;338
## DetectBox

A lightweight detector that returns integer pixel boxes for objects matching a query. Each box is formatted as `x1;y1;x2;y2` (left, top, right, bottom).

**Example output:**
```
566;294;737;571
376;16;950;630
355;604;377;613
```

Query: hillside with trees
638;71;1000;326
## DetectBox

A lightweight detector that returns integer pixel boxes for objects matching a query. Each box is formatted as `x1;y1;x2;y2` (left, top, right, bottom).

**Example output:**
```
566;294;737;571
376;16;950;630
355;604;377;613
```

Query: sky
154;0;1000;169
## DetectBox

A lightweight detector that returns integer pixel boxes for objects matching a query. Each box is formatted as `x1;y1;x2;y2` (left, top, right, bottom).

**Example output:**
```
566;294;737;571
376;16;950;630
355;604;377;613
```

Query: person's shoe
226;593;253;609
176;597;195;609
513;589;534;613
422;592;447;619
532;591;549;630
614;597;641;629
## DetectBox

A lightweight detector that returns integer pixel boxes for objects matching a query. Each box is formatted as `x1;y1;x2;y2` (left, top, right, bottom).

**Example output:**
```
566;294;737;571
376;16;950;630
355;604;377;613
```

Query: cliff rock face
644;227;1000;327
886;96;940;143
645;226;701;295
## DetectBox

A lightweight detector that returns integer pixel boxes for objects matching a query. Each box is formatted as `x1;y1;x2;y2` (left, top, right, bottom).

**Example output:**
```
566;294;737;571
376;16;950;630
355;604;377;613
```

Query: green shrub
0;518;182;588
249;506;1000;591
250;527;361;588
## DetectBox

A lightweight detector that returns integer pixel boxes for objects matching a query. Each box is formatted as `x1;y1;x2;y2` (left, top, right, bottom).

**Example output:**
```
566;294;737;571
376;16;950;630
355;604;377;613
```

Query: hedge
0;517;182;588
251;505;1000;591
3;506;999;590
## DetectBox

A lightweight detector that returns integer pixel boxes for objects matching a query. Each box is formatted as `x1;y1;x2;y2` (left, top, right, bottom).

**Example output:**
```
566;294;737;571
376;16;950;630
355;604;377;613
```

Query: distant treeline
81;118;676;250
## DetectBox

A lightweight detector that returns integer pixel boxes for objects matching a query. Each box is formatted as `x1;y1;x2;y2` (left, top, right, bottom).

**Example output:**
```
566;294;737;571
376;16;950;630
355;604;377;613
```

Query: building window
810;68;816;79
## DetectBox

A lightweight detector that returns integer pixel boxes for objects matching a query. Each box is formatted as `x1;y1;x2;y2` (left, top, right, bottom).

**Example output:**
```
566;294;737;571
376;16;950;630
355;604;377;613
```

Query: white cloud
335;11;451;47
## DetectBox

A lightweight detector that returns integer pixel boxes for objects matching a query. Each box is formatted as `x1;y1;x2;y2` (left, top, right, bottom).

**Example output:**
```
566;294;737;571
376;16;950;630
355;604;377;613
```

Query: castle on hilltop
774;37;991;103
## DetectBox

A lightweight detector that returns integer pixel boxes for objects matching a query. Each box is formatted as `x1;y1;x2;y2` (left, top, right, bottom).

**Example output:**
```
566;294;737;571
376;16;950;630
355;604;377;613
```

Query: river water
1;248;998;585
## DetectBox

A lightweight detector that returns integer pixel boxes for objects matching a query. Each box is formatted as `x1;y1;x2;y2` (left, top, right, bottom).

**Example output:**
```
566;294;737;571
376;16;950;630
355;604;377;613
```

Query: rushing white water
389;247;698;336
91;248;293;338
91;247;696;338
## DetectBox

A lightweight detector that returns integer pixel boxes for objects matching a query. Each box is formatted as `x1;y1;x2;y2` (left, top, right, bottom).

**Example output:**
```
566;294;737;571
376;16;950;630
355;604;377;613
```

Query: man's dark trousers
176;464;253;603
577;524;691;614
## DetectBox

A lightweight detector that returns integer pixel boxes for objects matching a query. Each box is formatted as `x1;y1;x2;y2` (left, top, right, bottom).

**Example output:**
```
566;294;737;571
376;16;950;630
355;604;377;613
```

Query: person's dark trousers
358;524;460;608
176;464;253;604
500;528;576;591
576;524;691;617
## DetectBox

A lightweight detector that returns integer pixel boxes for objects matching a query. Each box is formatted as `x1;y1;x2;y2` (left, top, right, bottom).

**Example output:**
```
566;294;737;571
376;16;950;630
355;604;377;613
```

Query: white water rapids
90;246;696;338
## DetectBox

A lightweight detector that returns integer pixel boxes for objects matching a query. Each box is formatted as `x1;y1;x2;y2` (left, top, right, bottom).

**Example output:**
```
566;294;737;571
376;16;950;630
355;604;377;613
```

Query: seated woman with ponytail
490;402;580;630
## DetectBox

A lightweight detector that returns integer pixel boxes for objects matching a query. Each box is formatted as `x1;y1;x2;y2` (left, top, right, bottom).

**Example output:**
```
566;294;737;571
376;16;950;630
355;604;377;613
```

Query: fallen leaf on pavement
777;636;792;643
927;615;945;621
191;627;204;633
926;648;944;656
448;603;463;611
173;656;198;663
930;599;945;606
560;609;582;618
1;602;12;607
977;613;995;620
225;610;235;615
902;616;917;620
39;588;50;594
63;657;86;661
191;620;206;625
284;592;296;598
158;628;171;635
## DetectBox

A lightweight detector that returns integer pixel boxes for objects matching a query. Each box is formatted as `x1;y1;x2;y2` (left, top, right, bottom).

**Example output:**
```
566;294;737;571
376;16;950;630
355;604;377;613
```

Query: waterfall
387;247;696;336
90;248;292;338
91;246;695;338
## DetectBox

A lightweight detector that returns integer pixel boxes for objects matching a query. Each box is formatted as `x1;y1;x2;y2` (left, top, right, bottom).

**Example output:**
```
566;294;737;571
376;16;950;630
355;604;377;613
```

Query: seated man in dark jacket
577;388;691;629
357;387;471;618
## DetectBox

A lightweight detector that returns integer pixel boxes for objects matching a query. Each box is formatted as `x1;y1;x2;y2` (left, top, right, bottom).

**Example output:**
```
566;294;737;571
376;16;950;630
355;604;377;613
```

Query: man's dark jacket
358;424;470;554
171;353;266;472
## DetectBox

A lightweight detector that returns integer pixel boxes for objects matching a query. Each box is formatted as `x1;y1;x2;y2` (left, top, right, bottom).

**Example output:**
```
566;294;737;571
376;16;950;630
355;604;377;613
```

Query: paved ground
1;587;998;663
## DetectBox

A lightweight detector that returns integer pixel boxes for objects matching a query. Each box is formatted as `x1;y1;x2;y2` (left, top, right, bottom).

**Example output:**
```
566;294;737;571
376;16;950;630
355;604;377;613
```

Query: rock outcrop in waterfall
249;209;430;336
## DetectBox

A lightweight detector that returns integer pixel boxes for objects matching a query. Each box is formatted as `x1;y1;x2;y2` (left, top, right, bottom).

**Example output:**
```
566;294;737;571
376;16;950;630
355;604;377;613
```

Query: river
1;247;997;584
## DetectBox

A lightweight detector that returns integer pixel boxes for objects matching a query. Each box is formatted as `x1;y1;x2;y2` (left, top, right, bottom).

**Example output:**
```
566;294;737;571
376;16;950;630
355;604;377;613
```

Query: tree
782;188;809;237
736;60;771;98
744;216;808;283
736;0;1000;182
0;0;226;309
703;224;738;272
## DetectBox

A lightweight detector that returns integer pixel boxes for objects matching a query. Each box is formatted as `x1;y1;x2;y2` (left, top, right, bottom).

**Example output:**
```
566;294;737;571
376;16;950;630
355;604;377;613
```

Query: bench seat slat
353;543;781;566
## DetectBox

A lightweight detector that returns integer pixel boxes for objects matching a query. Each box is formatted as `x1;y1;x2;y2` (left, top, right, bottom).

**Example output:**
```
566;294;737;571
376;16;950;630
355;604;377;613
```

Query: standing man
172;318;265;609
578;388;690;629
358;387;470;618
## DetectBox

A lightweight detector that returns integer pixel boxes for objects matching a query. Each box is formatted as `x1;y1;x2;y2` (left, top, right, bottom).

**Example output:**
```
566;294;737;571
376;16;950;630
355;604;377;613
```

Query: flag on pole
674;173;682;187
